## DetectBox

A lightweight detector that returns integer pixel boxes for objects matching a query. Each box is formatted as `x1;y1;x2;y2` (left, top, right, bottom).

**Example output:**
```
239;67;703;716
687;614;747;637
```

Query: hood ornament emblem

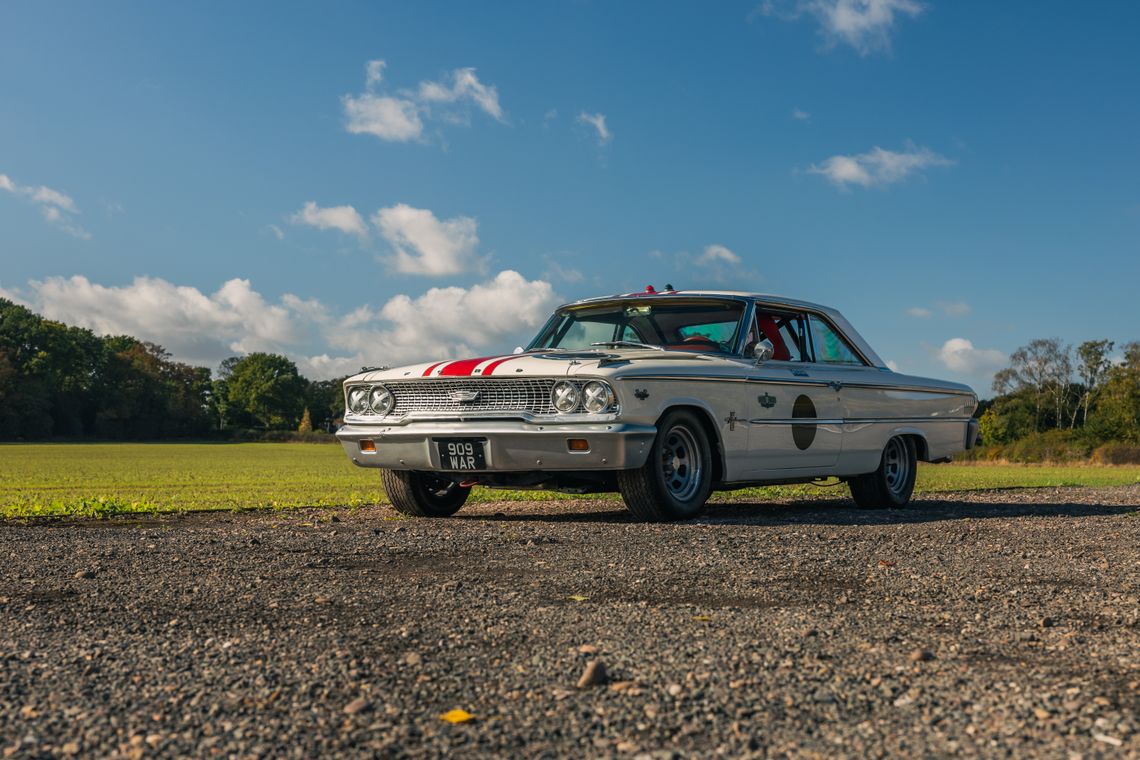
450;390;481;403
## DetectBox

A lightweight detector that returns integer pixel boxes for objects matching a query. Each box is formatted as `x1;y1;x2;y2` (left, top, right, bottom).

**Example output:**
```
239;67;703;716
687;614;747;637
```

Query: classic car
337;288;979;521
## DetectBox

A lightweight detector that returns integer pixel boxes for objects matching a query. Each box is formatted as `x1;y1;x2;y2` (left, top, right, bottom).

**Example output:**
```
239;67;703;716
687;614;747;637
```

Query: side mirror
753;339;774;364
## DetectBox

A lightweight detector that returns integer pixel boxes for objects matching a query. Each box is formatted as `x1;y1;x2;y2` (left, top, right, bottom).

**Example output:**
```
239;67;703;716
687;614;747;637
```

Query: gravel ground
2;486;1139;759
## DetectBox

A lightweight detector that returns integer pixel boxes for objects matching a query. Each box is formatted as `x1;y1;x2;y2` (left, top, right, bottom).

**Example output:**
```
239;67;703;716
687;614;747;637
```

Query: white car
337;289;978;521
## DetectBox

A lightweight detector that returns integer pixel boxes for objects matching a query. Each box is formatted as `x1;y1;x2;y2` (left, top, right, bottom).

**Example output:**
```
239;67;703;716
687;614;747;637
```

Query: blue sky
1;1;1138;393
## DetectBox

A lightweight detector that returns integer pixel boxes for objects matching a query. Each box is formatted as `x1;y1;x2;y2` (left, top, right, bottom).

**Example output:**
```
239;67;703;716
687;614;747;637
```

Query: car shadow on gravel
460;495;1140;525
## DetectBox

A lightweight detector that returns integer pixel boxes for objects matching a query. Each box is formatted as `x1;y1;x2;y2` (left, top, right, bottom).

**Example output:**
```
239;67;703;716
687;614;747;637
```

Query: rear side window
808;315;865;366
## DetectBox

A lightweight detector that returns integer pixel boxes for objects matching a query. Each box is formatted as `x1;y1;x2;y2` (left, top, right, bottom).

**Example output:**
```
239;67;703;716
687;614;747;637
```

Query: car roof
558;289;887;368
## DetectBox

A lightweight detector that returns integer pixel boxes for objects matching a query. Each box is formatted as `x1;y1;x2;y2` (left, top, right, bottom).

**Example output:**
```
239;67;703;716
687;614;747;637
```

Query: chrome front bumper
336;420;657;472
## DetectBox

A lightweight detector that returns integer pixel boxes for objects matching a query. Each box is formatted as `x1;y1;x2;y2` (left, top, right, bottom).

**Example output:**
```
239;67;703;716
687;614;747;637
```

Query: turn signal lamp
359;440;376;453
567;439;590;452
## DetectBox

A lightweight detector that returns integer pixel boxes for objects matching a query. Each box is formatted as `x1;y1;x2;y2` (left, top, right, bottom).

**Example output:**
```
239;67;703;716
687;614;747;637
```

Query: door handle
828;380;843;391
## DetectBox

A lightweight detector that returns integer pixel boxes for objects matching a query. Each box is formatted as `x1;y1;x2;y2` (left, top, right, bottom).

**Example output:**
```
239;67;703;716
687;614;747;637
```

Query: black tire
617;410;713;521
848;436;917;509
381;470;470;517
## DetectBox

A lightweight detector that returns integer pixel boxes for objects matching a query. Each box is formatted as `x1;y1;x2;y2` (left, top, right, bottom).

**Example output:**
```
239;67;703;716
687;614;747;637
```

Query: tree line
0;298;345;440
978;337;1140;458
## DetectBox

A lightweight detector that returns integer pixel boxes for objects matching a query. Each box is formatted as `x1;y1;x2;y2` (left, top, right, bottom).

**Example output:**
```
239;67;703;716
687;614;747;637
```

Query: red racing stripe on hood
421;361;447;377
481;355;523;376
439;356;500;376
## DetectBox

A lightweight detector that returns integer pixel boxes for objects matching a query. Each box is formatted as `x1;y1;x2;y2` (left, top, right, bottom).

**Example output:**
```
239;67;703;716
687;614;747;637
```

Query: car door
743;309;843;476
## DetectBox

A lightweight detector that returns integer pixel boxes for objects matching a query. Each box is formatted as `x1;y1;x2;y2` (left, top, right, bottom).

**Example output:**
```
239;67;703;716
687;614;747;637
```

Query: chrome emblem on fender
450;390;481;403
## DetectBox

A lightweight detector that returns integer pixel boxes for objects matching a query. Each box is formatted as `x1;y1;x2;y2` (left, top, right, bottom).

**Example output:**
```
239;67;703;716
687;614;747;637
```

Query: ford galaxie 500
337;288;979;521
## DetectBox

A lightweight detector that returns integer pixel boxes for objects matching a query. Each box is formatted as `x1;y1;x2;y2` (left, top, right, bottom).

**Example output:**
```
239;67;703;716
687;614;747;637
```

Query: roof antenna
664;283;675;292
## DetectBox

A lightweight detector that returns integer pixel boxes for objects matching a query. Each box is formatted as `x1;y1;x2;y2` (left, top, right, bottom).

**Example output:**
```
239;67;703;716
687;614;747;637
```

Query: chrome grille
386;378;562;415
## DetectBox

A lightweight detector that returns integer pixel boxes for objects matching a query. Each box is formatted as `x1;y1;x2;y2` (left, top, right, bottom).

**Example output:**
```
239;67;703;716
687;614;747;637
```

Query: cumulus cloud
342;93;424;142
937;338;1005;374
290;201;368;238
373;204;480;276
577;112;611;145
907;307;933;319
416;67;504;122
760;0;925;55
342;59;504;143
651;244;757;288
2;272;560;380
807;143;953;189
0;171;90;239
696;244;742;266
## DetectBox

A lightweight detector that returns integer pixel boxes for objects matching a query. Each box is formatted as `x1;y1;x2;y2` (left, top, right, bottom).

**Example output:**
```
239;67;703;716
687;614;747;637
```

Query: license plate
436;438;487;471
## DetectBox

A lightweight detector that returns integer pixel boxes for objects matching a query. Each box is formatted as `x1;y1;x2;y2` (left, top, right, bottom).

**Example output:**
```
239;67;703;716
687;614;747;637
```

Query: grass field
2;442;1139;518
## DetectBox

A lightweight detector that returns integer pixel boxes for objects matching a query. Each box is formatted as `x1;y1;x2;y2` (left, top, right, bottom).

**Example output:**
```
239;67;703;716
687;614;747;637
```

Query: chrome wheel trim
883;438;909;495
660;424;703;502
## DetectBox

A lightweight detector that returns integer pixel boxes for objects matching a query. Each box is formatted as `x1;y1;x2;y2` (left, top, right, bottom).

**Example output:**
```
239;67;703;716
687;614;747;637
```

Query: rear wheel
617;410;713;521
381;470;470;517
848;436;917;509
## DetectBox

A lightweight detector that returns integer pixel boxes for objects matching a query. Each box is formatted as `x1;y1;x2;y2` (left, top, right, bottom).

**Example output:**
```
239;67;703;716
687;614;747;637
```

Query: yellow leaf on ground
441;709;474;724
568;595;589;602
691;615;712;622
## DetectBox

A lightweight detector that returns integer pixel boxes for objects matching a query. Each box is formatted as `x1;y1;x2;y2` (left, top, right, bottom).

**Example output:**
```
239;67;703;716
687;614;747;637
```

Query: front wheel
381;470;470;517
617;410;713;521
848;436;917;509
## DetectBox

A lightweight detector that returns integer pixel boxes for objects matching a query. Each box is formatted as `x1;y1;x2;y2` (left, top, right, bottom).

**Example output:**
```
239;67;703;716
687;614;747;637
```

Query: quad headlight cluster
347;384;394;416
552;379;616;414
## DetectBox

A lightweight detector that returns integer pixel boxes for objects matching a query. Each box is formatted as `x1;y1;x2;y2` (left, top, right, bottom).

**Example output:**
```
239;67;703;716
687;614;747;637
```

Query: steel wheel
882;437;911;497
848;435;917;509
660;424;703;502
617;409;714;521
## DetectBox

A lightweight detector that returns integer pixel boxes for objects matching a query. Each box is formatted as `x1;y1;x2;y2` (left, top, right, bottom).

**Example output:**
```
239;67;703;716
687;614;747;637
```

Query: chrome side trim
616;374;831;388
844;417;974;424
749;418;844;425
615;374;975;397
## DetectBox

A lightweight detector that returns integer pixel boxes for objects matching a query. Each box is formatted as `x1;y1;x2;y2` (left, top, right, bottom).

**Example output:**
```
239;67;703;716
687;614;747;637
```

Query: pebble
577;661;607;689
343;698;371;715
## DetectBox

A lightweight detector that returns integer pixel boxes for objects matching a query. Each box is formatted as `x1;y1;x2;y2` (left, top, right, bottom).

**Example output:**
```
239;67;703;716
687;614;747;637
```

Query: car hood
346;350;731;384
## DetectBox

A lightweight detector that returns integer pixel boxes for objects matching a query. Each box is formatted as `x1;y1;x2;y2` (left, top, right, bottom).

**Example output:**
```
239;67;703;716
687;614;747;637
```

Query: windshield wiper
590;340;665;351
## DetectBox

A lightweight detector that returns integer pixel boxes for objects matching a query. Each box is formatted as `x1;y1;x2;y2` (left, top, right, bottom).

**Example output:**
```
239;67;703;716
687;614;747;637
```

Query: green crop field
1;442;1139;519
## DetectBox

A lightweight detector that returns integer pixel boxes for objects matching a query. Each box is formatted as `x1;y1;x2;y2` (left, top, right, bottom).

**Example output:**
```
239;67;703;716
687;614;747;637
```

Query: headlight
581;380;615;413
551;380;580;413
369;385;394;415
347;386;369;414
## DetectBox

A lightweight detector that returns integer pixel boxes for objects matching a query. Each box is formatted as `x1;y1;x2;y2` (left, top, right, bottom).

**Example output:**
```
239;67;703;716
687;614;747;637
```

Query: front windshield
528;300;746;354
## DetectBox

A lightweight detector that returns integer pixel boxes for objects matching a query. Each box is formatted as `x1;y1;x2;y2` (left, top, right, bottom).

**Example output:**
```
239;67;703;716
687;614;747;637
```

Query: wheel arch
657;403;726;485
884;426;930;462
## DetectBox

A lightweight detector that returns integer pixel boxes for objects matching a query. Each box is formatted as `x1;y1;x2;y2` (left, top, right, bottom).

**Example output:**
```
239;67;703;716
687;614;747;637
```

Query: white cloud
365;59;386;89
577;112;611;145
373;204;480;276
543;258;584;284
807;143;953;189
416;67;504;122
290;201;368;238
696;244;742;266
342;93;424;142
2;272;560;380
907;307;932;319
267;224;285;240
886;359;900;372
0;171;90;239
761;0;924;55
937;338;1004;374
343;59;505;143
792;108;811;121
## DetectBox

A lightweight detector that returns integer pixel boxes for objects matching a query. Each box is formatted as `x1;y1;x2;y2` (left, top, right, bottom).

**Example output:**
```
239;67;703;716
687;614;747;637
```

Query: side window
750;310;805;361
808;315;865;366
